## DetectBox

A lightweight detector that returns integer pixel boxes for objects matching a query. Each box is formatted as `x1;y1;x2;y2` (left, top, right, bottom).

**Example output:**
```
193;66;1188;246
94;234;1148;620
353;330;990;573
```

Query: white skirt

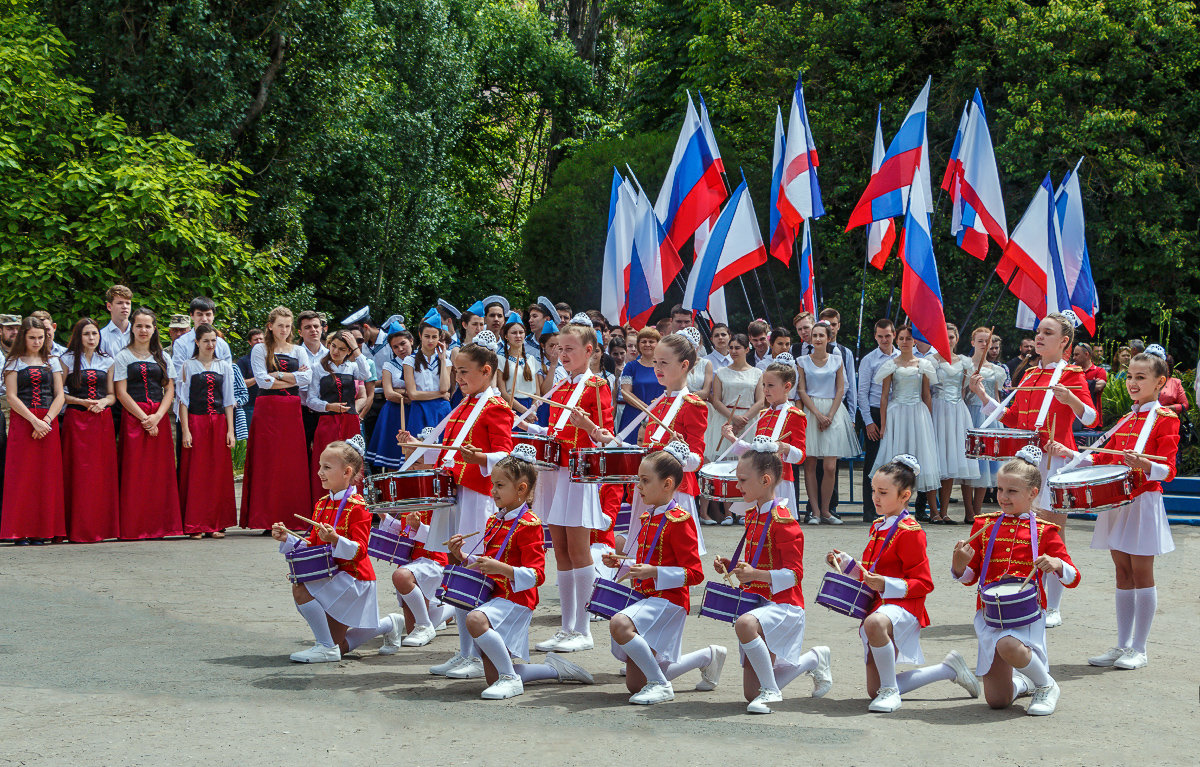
740;602;806;666
931;397;980;481
871;401;942;492
610;596;686;663
591;542;617;580
1035;453;1069;512
427;486;495;553
804;397;861;458
973;609;1047;675
966;403;999;488
475;597;534;662
859;604;924;665
628;488;706;555
401;556;446;599
303;571;380;629
1090;491;1175;556
543;466;606;529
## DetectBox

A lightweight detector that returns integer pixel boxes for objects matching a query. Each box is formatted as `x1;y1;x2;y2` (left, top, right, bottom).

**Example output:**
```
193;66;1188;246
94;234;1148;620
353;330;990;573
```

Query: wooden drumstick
401;442;463;451
441;531;479;548
1018;565;1039;590
965;523;991;545
713;395;742;453
1087;447;1169;461
1014;386;1056;391
527;392;581;413
293;513;323;528
627;396;675;437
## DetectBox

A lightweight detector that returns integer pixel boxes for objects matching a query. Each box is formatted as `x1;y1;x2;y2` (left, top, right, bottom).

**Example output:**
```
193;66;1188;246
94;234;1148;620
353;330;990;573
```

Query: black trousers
861;406;882;521
302;405;320;459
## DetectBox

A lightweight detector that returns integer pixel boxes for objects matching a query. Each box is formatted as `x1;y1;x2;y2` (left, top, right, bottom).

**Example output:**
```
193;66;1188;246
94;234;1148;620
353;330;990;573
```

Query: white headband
1144;344;1166;360
510;444;537;464
472;330;498;348
662;440;691;465
346;434;367;457
750;435;780;453
1015;445;1043;466
568;313;594;328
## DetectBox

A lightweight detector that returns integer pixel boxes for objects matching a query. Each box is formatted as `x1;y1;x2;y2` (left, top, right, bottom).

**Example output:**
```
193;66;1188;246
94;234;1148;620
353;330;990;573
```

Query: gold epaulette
665;507;692;522
1157;406;1179;419
518;511;541;526
772;504;797;523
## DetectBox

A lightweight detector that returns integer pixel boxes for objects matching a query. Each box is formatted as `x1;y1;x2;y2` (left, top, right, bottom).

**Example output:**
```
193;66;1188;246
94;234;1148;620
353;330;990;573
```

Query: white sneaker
1043;608;1062;628
823;515;844;525
290;643;341;663
554;632;595;653
1011;669;1034;699
402;623;437;647
695;644;728;691
944;650;981;698
546;652;595;684
747;687;783;714
810;646;833;698
629;681;675;705
1113;649;1148;670
868;686;902;713
446;656;485;679
378;613;405;654
807;515;821;525
1027;679;1060;716
535;630;571;652
1088;647;1129;667
429;652;469;676
481;673;524;699
435;620;449;631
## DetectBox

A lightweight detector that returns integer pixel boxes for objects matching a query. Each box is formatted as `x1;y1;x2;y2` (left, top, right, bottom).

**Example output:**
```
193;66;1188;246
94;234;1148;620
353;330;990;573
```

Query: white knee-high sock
401;586;432;627
455;608;474;657
1044;576;1064;611
473;628;516;677
428;601;451;627
516;663;560;683
619;635;667;684
296;600;335;648
774;650;821;689
571;566;595;636
741;638;779;692
1017;654;1052;687
662;646;712;681
345;616;395;651
1115;588;1135;648
557;569;576;632
1131;586;1157;653
869;641;898;690
897;662;956;694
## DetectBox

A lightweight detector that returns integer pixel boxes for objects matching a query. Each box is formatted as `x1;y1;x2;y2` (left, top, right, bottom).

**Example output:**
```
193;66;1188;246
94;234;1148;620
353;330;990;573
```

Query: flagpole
737;275;756;319
855;252;869;359
762;261;785;325
809;226;825;309
884;258;899;319
750;269;773;325
958;266;999;333
978;268;1021;330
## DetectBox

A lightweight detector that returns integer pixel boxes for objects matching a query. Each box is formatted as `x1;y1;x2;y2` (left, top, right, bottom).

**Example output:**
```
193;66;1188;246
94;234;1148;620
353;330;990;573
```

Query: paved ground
2;494;1196;766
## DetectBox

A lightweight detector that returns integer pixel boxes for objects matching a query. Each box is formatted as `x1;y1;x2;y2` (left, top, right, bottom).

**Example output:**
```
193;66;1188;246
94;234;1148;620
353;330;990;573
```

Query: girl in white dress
706;334;762;525
964;327;1008;522
871;325;940;511
496;319;544;420
928;323;979;523
796;322;859;524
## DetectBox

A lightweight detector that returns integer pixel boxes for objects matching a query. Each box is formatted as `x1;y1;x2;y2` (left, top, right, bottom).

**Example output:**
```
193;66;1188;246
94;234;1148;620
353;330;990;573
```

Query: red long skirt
239;394;309;530
119;406;183;539
0;408;66;540
180;411;237;534
63;408;120;542
310;412;362;503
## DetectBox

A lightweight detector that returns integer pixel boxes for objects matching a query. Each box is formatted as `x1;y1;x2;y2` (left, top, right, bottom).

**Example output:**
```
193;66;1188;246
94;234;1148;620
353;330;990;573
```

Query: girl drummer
717;442;830;715
398;333;514;678
270;438;403;663
967;310;1097;627
518;316;614;655
446;446;594;699
1047;345;1179;671
723;357;807;512
827;455;980;713
950;447;1081;716
601;445;722;705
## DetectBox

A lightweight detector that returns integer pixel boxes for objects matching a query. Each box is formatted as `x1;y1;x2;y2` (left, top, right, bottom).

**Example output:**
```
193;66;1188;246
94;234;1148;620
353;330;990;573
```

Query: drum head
699;460;739;480
1050;464;1129;486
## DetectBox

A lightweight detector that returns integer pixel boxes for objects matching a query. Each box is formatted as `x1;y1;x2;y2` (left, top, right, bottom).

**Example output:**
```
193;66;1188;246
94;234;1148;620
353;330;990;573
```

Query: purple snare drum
615;503;632;536
285;544;338;584
980;577;1042;629
698;581;764;623
366;528;416;565
586;577;646;619
435;565;495;610
814;571;876;619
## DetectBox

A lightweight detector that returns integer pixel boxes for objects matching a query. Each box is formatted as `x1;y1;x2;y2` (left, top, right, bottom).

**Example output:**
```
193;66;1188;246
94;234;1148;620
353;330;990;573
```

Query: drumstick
1086;447;1169;461
441;531;479;548
1014;386;1056;391
713;395;742;453
625;394;675;437
965;524;991;545
1018;566;1039;590
293;513;323;528
400;442;463;451
527;392;581;413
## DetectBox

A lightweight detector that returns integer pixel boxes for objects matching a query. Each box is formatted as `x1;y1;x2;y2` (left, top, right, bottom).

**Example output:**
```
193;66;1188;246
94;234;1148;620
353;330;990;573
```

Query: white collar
647;502;675;517
1132;400;1158;413
772;401;789;411
103;320;129;334
468;386;497;401
875;513;903;530
329;486;357;501
569;370;590;383
757;498;780;514
496;503;528;521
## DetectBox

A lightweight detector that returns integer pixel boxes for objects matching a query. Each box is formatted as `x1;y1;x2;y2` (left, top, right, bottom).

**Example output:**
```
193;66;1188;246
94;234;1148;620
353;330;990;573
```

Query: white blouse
112;349;172;381
797;353;842;400
305;355;372;412
177;358;236;410
403;351;449;392
249;342;311;390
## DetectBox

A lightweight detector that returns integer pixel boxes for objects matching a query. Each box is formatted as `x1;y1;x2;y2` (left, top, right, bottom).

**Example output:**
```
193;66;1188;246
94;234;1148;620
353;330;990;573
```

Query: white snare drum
1049;464;1134;512
698;460;740;501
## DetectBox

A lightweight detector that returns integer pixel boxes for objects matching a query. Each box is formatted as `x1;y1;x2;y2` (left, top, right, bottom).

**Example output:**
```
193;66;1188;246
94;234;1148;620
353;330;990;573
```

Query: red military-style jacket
643;392;707;496
755;404;808;481
859;515;933;626
547;373;614;451
1000;362;1098;450
1090;404;1179;497
630;503;704;611
441;392;514;495
478;505;546;610
305;492;375;581
959;511;1080;611
735;501;805;607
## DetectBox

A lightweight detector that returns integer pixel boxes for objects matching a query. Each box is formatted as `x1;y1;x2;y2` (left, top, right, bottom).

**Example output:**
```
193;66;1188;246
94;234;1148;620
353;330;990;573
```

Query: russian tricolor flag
682;175;767;315
768;108;797;265
629;181;682;329
778;73;824;228
1055;159;1098;335
999;174;1060;323
847;77;933;230
798;220;816;314
654;94;726;250
899;170;953;360
867;106;898;269
600;168;637;326
943;90;1008;259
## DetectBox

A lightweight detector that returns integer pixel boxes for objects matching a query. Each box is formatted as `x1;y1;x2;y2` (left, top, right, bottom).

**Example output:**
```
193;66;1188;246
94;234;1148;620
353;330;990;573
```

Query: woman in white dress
796;322;859;525
872;325;940;513
964;327;1008;522
705;334;762;525
928;323;979;524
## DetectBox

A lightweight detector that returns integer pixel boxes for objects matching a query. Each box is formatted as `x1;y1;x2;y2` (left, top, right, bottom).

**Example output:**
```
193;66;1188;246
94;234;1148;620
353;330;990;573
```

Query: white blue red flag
682;175;767;315
654;94;726;249
867;106;898;269
942;90;1008;259
847;77;932;230
778;73;824;228
1055;159;1098;335
629;180;682;329
799;220;816;314
999;174;1063;326
898;170;952;360
600;168;637;326
697;93;725;176
768;107;797;264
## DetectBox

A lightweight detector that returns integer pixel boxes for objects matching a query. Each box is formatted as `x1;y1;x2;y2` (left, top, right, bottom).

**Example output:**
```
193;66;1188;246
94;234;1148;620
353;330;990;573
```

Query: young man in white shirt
856;319;900;522
99;284;133;357
170;296;232;378
746;319;771;367
702;323;733;369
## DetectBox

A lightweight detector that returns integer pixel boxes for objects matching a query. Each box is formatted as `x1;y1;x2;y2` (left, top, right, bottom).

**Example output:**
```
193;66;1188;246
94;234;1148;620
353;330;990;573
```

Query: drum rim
966;427;1038;437
1049;465;1131;484
698;460;740;479
372;468;452;480
573;446;647;456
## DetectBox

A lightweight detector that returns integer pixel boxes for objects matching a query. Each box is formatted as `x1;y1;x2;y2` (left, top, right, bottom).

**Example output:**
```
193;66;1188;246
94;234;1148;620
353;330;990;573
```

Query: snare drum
435;565;495;610
585;578;646;619
1049;465;1134;512
368;469;456;510
979;577;1042;629
814;571;876;620
511;434;564;470
698;581;764;623
615;503;632;536
569;447;646;483
366;527;416;565
698;461;741;501
965;428;1039;460
285;544;338;584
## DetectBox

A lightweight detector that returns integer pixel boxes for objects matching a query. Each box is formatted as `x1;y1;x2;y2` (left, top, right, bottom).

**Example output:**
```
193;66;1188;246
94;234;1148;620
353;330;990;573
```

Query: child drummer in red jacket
446;445;594;699
828;455;980;713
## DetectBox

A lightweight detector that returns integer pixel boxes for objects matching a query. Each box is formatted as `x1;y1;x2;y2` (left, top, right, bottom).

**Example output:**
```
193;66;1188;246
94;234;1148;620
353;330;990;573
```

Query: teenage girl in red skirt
178;323;237;538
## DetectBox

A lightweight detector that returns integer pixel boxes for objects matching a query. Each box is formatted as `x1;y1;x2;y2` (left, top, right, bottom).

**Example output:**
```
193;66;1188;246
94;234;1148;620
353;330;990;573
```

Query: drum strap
1033;360;1066;429
292;490;353;551
1133;407;1159;454
1060;412;1136;473
649;387;690;443
733;502;776;569
980;513;1038;587
470;504;526;560
399;407;458;470
552;373;593;432
513;380;566;428
618;507;671;581
616;392;666;443
862;510;909;571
